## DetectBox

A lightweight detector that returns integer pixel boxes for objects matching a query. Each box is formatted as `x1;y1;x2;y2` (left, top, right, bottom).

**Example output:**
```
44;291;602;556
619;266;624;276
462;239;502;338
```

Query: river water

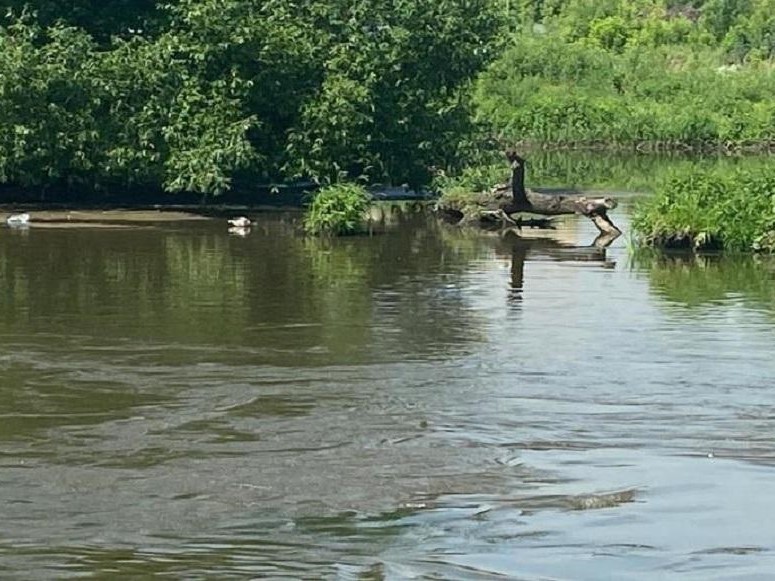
1;193;775;578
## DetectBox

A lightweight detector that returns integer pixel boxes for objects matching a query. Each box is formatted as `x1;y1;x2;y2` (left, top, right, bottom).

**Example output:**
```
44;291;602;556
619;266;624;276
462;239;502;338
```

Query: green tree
1;0;501;196
164;0;501;186
3;0;164;40
0;15;256;194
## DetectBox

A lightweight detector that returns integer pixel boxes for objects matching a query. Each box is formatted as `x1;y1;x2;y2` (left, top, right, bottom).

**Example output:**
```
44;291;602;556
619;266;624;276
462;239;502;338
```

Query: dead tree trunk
496;151;621;236
439;151;621;237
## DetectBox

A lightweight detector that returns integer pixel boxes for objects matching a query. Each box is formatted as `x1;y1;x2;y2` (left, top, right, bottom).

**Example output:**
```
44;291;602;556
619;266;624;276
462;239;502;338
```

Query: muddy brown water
1;205;775;579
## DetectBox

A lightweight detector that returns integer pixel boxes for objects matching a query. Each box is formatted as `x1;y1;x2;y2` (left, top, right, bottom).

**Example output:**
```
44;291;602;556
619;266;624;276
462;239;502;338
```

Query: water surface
1;199;775;578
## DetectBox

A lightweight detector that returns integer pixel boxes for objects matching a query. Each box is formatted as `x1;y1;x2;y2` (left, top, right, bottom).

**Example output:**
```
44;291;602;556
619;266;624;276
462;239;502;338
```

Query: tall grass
474;34;775;150
632;167;775;252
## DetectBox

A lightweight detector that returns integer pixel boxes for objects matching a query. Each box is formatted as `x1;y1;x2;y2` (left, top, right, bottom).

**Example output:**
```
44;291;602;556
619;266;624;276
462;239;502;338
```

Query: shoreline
0;185;432;216
0;198;431;227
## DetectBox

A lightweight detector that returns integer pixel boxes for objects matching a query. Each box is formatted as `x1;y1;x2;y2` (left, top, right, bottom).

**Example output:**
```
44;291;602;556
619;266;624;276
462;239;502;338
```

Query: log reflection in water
496;230;617;303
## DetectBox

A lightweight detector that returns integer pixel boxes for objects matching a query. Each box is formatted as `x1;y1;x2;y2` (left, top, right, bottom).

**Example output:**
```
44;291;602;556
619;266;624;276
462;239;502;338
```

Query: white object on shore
5;213;30;227
227;216;251;228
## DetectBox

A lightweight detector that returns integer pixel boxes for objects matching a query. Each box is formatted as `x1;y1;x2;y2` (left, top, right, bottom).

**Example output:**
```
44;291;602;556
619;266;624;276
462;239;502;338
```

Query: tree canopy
4;0;163;40
0;0;501;195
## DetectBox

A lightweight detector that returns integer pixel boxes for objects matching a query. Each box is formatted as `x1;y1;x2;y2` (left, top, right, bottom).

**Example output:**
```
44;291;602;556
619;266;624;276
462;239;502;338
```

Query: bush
0;17;256;194
632;166;775;252
304;183;372;236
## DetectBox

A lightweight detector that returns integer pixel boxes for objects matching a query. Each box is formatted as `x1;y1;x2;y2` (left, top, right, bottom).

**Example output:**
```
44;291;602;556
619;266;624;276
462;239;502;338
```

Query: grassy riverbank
476;40;775;150
447;0;775;252
632;165;775;252
474;1;775;151
435;151;775;198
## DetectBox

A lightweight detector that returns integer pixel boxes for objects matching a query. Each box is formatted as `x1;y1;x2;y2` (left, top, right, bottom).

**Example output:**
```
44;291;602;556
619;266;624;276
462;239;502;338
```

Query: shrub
304;183;372;236
632;166;775;252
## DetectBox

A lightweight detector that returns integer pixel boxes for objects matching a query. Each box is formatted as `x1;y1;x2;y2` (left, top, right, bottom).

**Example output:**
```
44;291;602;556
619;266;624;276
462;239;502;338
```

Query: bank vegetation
0;0;500;198
5;1;775;246
475;0;775;151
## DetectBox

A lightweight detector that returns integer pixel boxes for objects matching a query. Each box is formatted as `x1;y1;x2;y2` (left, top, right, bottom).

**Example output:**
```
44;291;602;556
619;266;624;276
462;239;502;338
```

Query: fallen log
438;151;622;237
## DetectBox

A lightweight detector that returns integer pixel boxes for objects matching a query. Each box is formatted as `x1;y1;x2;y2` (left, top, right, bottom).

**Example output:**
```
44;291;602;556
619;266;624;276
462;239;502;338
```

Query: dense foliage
4;0;163;40
632;166;775;252
6;0;775;204
0;0;501;196
476;0;775;149
0;17;255;195
304;183;372;235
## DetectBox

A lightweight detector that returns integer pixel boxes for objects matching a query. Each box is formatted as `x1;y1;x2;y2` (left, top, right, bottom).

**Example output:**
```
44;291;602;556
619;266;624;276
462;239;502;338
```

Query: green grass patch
632;167;775;252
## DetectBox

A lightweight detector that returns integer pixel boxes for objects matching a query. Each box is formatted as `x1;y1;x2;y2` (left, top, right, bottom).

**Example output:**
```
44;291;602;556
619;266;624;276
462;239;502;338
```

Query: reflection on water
636;251;775;312
1;206;775;578
493;228;617;305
